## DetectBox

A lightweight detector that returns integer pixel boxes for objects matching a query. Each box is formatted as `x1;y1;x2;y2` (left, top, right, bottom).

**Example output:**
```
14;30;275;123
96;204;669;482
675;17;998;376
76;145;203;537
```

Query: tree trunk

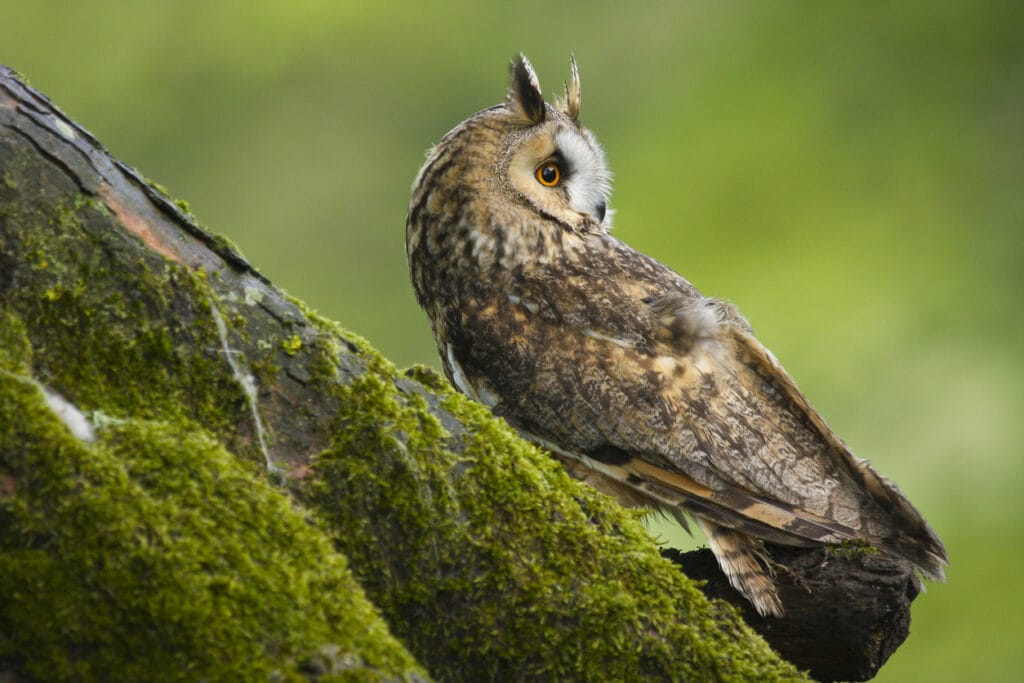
0;66;916;682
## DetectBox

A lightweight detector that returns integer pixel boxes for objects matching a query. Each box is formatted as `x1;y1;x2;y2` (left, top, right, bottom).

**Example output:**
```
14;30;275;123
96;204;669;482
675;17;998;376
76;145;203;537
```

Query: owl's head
496;54;612;231
408;56;613;289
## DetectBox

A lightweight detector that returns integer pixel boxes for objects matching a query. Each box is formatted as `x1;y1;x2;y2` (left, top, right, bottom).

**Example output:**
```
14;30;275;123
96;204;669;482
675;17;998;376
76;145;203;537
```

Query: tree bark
665;545;918;681
0;65;916;682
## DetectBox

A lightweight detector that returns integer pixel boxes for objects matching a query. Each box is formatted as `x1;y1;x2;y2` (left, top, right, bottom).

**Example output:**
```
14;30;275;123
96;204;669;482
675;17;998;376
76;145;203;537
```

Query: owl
406;55;947;617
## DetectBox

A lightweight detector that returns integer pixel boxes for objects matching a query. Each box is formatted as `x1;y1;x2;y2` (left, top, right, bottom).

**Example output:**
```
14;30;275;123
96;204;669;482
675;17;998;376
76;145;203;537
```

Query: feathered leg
697;518;783;618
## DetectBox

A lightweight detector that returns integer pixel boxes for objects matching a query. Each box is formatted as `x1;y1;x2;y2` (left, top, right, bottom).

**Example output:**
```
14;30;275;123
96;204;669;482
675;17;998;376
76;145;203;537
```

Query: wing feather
647;293;948;577
454;273;947;580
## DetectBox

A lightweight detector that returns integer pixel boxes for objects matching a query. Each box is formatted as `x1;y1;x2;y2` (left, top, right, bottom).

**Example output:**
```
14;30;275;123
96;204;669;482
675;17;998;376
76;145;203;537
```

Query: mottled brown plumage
406;55;948;617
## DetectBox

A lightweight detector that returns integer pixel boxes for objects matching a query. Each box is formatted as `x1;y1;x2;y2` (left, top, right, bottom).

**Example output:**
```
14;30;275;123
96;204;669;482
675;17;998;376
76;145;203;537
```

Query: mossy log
0;66;914;682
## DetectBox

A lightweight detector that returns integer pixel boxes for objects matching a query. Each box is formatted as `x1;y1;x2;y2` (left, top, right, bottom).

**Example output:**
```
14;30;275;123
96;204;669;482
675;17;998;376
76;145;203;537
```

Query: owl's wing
453;286;947;581
644;293;946;576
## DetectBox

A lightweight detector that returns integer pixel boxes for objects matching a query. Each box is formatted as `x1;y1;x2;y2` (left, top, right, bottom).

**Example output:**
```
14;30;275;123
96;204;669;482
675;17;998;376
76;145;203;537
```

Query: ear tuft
508;54;546;125
558;54;581;121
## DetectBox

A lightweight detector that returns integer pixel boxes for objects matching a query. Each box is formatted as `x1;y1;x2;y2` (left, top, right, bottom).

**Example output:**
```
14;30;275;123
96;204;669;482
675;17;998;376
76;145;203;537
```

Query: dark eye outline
535;161;561;187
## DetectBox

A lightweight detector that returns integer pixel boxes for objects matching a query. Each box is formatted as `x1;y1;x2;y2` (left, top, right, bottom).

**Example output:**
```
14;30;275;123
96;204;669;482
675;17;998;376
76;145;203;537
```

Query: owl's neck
466;212;609;273
409;197;615;311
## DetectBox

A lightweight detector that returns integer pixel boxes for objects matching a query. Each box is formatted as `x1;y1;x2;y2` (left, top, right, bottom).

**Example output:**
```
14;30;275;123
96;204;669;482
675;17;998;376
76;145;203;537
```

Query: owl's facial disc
507;119;612;232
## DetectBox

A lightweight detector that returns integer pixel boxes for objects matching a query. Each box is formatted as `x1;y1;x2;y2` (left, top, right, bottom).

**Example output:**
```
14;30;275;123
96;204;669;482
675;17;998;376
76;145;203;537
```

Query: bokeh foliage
3;2;1021;680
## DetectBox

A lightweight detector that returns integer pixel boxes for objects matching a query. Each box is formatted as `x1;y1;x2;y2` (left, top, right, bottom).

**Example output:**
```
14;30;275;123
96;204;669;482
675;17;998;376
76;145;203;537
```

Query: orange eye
535;162;561;187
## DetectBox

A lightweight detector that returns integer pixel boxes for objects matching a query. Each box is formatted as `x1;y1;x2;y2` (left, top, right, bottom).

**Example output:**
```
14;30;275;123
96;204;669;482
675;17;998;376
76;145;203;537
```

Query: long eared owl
405;54;947;617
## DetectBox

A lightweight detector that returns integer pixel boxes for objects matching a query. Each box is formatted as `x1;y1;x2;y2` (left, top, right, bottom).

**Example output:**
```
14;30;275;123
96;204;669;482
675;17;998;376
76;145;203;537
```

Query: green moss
4;67;29;86
283;334;304;356
307;365;805;681
208;232;247;260
829;538;878;560
293;301;385;369
0;172;262;463
402;365;448;392
250;356;282;390
1;169;16;192
0;309;32;372
0;369;426;682
144;178;171;198
141;179;193;220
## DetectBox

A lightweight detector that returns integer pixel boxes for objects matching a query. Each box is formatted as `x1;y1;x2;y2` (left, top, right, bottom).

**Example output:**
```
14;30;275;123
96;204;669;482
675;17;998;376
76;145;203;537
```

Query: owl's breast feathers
441;236;948;588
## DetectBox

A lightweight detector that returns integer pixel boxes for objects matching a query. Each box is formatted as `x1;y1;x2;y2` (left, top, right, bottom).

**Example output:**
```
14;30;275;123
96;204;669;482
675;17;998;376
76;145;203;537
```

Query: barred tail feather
697;518;784;618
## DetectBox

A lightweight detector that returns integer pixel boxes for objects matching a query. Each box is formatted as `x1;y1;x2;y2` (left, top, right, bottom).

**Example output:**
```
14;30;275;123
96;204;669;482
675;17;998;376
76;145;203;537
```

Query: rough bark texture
0;65;914;682
665;544;919;681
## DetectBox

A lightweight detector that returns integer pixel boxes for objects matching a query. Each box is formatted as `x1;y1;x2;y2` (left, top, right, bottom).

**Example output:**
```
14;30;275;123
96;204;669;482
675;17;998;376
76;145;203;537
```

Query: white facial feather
555;128;612;224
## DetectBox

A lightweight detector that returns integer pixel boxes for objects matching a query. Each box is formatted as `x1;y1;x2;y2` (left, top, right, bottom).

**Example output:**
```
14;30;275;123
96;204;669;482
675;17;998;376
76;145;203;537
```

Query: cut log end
664;544;919;682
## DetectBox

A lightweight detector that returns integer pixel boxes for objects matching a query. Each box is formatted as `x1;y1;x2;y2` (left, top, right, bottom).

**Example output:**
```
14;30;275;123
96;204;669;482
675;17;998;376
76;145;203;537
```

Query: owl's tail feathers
880;524;949;583
853;458;950;583
696;518;784;618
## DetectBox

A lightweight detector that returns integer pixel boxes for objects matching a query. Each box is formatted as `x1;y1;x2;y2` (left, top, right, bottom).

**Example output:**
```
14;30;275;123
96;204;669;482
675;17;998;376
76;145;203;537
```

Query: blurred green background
3;2;1021;680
